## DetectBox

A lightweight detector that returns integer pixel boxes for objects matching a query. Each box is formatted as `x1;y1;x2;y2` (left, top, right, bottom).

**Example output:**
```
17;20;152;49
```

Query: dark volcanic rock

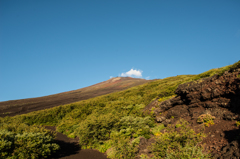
150;68;240;158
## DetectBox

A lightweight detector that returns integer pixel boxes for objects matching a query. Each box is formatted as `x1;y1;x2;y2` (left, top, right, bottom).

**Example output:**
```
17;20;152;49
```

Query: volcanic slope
143;61;240;158
0;77;149;117
1;61;240;159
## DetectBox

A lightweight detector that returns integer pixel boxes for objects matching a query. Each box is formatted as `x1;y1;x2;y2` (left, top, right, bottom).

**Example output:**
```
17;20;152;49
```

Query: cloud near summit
120;69;143;78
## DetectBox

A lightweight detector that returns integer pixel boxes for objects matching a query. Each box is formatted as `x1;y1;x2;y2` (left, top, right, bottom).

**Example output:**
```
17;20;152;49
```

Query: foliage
140;154;150;159
190;61;240;81
192;68;220;81
0;130;14;158
165;143;210;159
151;124;165;136
150;119;208;159
0;129;59;159
236;121;240;127
158;95;175;103
197;114;215;127
18;104;76;126
218;60;240;76
113;116;154;139
107;136;140;159
98;140;112;153
0;120;55;136
0;121;59;159
74;113;119;147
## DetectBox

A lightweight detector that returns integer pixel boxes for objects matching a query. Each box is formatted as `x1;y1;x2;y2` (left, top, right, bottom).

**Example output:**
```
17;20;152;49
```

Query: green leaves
107;136;140;159
0;129;59;159
74;113;119;146
150;119;208;159
113;116;154;139
0;130;15;158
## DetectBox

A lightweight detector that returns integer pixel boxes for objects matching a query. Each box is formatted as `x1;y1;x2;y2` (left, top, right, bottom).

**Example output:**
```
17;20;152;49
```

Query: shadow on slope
45;126;108;159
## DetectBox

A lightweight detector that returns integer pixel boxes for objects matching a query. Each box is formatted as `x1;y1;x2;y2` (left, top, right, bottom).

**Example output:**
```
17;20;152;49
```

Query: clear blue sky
1;0;240;101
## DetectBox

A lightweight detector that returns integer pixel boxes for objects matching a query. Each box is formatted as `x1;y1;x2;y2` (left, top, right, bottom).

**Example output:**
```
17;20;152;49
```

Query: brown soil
143;66;240;158
44;126;108;159
0;77;150;117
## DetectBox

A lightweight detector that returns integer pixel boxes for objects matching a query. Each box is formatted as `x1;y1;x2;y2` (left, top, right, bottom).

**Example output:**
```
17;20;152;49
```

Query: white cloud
145;76;150;80
110;76;113;79
120;69;143;78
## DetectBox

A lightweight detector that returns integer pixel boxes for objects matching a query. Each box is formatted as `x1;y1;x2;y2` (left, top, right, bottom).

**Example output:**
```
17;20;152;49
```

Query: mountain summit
0;77;150;117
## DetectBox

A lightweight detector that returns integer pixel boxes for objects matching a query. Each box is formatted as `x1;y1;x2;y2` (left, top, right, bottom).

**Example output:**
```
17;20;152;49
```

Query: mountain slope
0;77;149;117
1;61;240;159
144;61;240;158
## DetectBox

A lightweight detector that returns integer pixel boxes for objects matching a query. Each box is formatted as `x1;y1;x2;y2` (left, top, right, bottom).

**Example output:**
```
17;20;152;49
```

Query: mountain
0;77;150;117
1;61;240;159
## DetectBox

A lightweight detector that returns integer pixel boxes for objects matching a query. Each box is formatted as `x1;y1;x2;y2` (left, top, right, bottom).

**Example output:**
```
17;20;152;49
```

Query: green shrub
0;130;15;158
150;119;208;159
236;121;240;127
98;140;112;153
197;114;215;127
107;136;140;159
0;129;59;159
0;121;56;140
74;113;119;147
151;124;165;136
165;143;210;159
140;154;150;159
113;116;154;139
19;105;75;125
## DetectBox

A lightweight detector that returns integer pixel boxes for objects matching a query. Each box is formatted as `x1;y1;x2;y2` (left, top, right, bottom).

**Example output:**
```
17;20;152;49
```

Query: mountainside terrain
144;62;240;158
1;61;240;159
0;77;149;117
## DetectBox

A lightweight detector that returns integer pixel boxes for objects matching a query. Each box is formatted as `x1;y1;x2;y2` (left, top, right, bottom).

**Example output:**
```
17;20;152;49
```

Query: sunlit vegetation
1;61;239;158
236;121;240;127
0;120;59;158
197;114;215;127
150;119;209;159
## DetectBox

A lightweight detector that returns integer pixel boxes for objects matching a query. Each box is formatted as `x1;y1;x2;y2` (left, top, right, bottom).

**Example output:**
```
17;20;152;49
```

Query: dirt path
45;126;108;159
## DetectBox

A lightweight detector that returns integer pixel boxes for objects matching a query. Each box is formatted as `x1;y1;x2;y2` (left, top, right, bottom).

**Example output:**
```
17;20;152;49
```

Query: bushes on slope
107;136;140;159
150;119;209;159
0;121;59;159
112;116;154;139
98;116;154;158
74;113;119;148
0;129;59;159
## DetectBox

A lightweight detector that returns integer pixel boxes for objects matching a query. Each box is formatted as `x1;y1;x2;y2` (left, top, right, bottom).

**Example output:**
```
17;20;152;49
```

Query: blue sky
1;0;240;101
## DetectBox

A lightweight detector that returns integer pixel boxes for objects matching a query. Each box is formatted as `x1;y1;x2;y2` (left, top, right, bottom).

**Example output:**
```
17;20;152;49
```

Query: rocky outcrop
214;141;240;159
162;71;239;120
148;68;240;158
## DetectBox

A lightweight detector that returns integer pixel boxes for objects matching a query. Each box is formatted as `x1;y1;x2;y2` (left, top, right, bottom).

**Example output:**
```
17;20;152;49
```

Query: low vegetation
150;119;209;159
0;120;59;159
197;114;215;127
1;61;239;158
236;121;240;127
